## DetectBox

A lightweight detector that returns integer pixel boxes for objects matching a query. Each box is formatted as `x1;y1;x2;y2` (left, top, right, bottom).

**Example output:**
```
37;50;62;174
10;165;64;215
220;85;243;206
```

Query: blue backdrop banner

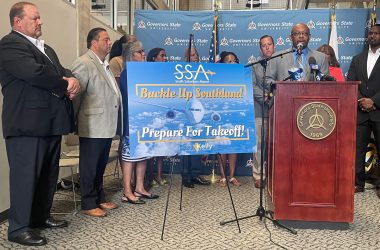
135;8;373;77
124;62;256;158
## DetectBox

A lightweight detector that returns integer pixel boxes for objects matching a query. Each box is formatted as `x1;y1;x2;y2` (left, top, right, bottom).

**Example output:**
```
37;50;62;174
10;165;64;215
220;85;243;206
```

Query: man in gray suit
72;28;122;217
266;23;328;83
252;35;275;188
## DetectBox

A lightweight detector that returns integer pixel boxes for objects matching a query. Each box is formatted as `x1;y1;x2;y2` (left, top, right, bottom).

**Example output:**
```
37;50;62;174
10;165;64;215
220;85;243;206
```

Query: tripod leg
161;157;176;240
272;220;297;235
217;153;241;233
180;156;184;211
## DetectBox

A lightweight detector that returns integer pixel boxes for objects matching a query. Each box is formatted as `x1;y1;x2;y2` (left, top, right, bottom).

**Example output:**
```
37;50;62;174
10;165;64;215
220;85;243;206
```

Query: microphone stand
180;34;194;211
221;49;297;235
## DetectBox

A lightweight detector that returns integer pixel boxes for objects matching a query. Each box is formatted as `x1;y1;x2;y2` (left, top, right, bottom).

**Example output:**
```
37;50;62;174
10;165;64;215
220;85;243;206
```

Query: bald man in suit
72;28;122;217
266;23;328;83
0;2;80;246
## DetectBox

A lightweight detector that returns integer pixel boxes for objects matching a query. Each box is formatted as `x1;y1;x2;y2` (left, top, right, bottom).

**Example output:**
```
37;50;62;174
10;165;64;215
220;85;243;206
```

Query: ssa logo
174;64;215;82
137;20;146;29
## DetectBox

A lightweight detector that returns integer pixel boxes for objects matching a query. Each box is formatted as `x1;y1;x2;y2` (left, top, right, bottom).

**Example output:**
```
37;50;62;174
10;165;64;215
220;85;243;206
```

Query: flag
371;0;377;26
329;9;339;59
208;15;219;63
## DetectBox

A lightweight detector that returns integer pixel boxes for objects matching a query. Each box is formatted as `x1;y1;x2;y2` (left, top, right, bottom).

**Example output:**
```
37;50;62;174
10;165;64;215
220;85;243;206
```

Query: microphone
296;43;304;55
308;57;336;81
316;73;336;81
308;57;318;81
283;67;303;81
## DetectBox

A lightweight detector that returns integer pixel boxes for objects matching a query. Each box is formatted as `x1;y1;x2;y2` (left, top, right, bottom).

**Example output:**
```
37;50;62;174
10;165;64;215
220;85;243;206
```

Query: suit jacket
347;49;380;123
266;47;329;83
72;50;122;138
0;31;74;137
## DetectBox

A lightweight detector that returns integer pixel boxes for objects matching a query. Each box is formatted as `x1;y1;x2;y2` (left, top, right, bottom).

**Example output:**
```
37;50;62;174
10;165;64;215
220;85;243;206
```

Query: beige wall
0;0;122;214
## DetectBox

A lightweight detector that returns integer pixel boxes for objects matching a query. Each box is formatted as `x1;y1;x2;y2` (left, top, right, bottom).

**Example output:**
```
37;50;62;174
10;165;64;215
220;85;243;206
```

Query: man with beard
348;24;380;198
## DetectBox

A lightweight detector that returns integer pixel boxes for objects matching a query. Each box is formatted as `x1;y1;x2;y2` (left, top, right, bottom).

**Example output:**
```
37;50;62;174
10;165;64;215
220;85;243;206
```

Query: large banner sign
124;62;256;158
135;8;375;77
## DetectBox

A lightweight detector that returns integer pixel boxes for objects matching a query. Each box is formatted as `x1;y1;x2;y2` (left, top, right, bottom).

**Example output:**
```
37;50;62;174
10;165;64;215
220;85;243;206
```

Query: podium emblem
296;102;336;140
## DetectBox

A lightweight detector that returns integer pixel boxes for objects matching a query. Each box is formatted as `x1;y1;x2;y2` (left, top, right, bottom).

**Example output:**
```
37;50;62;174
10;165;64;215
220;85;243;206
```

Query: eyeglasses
134;49;145;54
291;32;310;37
158;54;167;58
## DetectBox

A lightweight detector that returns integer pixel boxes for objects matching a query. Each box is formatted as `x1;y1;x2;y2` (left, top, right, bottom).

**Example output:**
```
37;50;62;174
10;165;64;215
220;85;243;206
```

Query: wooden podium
267;81;358;223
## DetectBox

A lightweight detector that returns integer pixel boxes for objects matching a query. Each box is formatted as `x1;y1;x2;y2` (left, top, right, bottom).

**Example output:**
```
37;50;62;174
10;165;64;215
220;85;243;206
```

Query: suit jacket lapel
87;50;117;93
359;52;369;81
369;54;380;80
12;31;62;74
44;46;62;74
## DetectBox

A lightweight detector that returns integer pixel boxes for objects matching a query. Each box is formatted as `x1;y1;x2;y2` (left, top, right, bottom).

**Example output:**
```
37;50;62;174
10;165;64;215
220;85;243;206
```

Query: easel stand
220;51;297;235
161;156;178;240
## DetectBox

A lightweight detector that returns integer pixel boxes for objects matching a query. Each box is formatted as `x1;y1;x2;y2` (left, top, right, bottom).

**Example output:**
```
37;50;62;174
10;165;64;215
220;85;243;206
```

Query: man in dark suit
347;24;380;198
0;2;80;246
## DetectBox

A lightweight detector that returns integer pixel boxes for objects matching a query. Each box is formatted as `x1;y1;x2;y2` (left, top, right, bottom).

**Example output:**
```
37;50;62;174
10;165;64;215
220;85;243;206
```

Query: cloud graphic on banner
151;117;166;129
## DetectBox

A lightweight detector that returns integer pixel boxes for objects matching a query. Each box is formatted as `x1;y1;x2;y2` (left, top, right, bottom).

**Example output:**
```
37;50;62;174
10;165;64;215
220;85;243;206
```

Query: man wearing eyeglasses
266;23;328;83
72;28;122;217
348;24;380;198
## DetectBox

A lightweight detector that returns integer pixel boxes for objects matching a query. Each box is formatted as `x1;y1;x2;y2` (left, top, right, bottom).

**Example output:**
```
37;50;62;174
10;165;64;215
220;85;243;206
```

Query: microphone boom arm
244;49;294;68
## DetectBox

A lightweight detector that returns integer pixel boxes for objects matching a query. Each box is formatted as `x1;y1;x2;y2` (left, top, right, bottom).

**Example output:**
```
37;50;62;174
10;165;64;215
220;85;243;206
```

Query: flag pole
329;1;339;58
372;0;377;26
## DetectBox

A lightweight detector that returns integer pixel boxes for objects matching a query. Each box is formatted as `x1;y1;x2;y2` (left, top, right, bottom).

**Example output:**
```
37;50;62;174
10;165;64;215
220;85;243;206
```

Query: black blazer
348;49;380;123
0;31;74;137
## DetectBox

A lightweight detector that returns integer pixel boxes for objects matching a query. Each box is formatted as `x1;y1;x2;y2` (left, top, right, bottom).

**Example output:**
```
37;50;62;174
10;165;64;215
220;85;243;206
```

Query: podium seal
296;102;336;140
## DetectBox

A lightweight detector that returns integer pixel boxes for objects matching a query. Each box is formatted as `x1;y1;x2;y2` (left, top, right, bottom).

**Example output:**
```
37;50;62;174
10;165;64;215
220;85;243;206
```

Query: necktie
296;54;303;69
295;54;303;80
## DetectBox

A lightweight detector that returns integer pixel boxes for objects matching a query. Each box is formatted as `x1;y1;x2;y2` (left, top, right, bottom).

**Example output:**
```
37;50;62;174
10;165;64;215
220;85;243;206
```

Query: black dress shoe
192;176;210;185
354;186;364;193
183;181;194;188
41;217;69;228
8;231;47;246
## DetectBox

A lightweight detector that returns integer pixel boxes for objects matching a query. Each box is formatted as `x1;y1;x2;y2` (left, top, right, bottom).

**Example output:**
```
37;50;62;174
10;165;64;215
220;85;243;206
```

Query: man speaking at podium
266;23;328;82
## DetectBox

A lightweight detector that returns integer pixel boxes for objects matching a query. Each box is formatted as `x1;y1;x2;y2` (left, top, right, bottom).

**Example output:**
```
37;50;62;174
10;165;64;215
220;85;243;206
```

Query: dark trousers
181;155;200;182
355;119;380;188
5;135;61;237
79;137;112;210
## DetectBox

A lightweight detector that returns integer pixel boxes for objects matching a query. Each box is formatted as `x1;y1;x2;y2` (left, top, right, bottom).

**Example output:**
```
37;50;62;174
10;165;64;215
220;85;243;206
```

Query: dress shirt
367;46;380;78
89;50;121;103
